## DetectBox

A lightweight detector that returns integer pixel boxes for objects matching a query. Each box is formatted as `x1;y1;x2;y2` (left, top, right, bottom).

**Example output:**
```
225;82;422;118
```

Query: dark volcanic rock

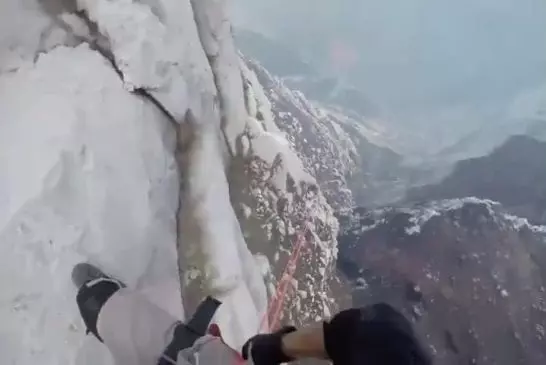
338;199;546;365
408;135;546;225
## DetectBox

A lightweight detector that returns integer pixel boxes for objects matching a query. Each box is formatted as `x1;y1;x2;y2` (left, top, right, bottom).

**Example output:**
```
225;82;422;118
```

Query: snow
536;324;545;338
79;0;170;90
78;0;218;122
59;13;91;38
0;0;55;72
178;123;267;349
366;197;546;238
190;0;250;152
402;197;499;235
355;277;369;290
239;59;281;134
239;61;315;190
0;45;180;365
405;208;441;235
244;117;313;192
253;254;272;277
502;213;546;234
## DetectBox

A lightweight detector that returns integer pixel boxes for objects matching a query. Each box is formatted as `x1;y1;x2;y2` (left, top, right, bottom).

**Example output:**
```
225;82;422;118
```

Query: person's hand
324;303;431;365
242;326;297;365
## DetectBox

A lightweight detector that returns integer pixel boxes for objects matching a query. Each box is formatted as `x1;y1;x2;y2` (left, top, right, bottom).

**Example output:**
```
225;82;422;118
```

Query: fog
233;0;546;142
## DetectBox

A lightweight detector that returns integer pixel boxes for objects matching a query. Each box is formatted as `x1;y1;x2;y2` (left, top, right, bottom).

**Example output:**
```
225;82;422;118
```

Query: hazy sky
233;0;546;129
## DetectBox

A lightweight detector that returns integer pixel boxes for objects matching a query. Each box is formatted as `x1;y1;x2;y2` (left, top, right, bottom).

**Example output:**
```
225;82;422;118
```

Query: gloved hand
324;304;431;365
242;326;297;365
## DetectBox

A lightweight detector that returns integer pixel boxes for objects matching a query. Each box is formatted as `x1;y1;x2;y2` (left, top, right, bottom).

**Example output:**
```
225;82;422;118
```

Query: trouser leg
76;279;180;365
96;288;180;365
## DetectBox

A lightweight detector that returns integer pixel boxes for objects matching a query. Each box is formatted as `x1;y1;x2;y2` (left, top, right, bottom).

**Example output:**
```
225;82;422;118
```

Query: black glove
324;303;431;365
242;326;297;365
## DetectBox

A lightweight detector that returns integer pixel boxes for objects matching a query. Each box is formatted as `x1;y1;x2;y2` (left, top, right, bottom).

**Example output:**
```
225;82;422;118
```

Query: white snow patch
1;0;56;72
357;218;386;234
405;208;441;235
191;0;250;153
536;324;545;338
239;59;281;134
79;0;218;122
253;254;272;277
185;268;202;282
322;303;332;318
399;197;546;238
245;117;314;190
78;0;169;90
355;277;369;290
240;203;252;219
503;213;546;233
264;130;290;148
402;197;499;236
60;13;91;38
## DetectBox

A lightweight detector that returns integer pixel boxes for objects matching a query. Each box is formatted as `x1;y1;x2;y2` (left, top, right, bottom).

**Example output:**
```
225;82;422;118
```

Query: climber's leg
96;290;223;365
74;263;222;365
73;263;180;364
96;288;180;365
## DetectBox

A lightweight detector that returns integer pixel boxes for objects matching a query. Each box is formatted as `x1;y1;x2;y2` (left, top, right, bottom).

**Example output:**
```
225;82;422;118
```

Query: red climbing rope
232;226;310;365
260;227;309;332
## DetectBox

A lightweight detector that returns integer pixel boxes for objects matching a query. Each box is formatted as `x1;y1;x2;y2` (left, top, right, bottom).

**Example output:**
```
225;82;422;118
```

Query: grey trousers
97;288;180;365
97;288;242;365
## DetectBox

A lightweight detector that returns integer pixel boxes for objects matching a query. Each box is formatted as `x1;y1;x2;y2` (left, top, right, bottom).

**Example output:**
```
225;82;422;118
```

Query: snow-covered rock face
243;58;405;210
1;0;345;363
226;60;351;326
337;199;546;365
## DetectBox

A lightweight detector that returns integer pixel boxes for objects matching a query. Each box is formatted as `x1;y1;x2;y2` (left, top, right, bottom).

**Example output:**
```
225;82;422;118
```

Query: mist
232;0;546;144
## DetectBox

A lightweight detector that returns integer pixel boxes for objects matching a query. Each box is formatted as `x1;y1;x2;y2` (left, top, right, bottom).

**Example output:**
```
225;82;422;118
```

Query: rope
155;226;313;365
233;227;309;365
260;226;309;333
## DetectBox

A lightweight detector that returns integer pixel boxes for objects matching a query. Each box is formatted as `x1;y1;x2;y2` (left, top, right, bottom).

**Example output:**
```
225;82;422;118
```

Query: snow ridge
502;214;546;234
400;197;498;235
341;198;546;239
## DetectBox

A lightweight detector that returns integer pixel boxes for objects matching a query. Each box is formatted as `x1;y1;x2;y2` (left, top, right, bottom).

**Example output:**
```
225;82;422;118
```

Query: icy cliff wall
0;0;343;363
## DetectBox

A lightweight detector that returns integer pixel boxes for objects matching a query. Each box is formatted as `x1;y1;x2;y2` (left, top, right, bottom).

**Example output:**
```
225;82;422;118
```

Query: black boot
73;263;125;342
